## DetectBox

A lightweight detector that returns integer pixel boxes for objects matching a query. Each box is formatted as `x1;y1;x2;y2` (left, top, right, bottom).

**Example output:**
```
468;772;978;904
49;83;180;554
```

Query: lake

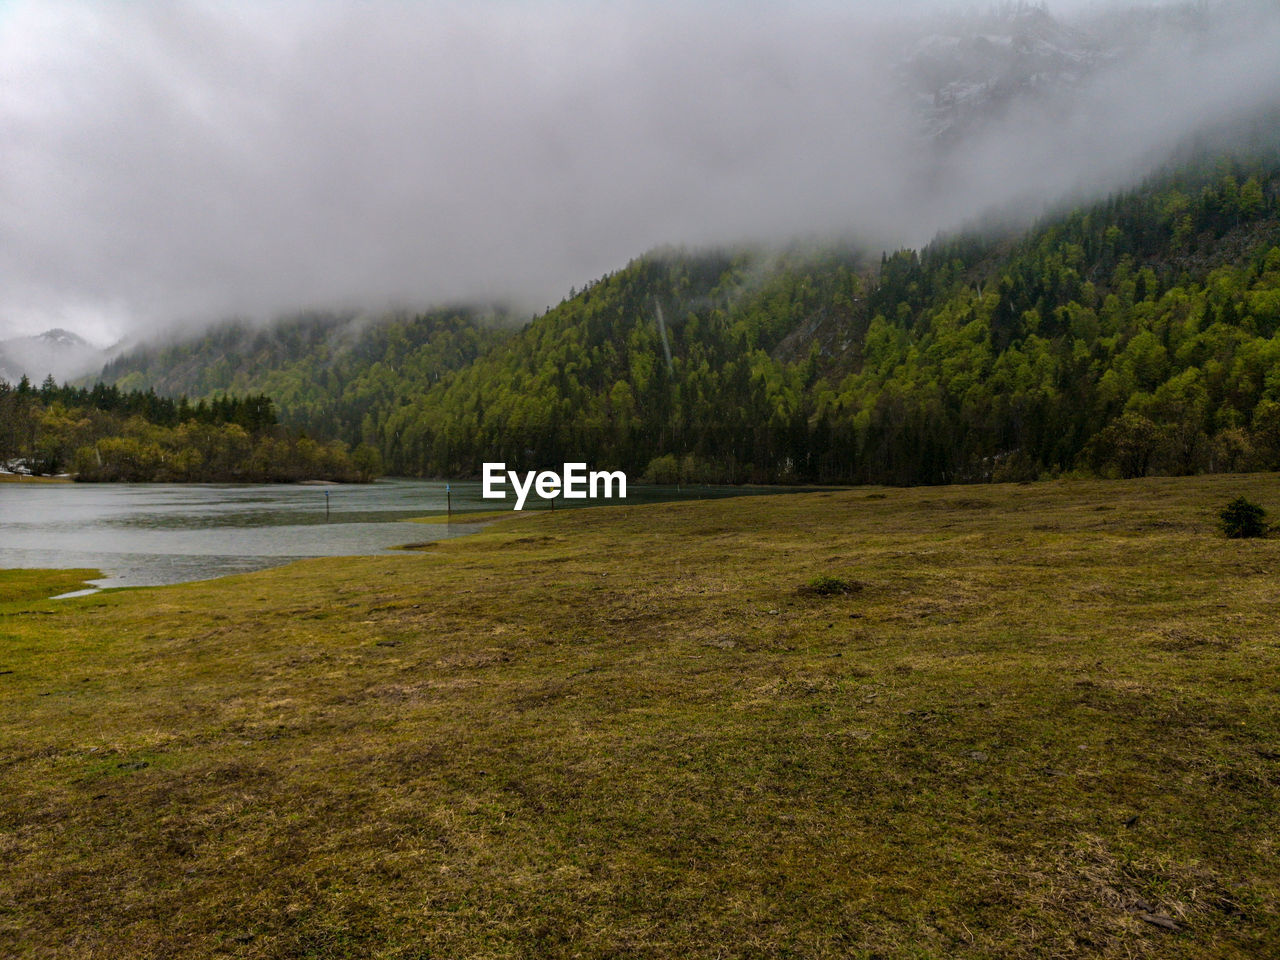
0;478;777;590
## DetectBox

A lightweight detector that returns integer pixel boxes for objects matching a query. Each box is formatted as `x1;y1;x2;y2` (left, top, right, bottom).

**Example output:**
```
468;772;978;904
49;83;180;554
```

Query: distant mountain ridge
901;4;1106;144
898;1;1275;149
0;328;109;385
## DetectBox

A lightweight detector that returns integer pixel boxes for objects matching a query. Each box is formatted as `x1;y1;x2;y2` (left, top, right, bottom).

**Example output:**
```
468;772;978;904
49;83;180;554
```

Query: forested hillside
99;157;1280;486
101;308;510;444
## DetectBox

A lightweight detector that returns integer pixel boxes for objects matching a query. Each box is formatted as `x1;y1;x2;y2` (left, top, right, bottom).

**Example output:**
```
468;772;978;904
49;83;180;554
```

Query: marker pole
447;483;452;521
325;489;330;521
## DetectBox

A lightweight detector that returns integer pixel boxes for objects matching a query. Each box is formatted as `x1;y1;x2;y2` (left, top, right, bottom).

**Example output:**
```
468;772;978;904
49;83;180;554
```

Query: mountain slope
99;308;512;443
95;155;1280;486
369;157;1280;484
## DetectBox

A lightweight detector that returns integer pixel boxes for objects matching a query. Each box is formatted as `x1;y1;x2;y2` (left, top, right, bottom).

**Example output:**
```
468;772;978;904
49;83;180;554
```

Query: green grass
0;569;99;604
1;475;1278;958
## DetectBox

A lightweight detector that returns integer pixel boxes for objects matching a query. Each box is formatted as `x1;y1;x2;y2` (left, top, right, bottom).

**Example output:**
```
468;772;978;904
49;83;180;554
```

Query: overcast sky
2;0;1279;344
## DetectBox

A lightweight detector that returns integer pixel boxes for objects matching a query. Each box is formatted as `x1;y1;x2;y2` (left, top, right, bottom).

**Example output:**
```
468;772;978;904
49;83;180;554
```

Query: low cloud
1;0;1278;343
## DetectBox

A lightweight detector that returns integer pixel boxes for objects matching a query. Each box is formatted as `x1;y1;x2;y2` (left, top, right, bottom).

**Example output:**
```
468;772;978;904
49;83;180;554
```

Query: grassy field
1;475;1278;958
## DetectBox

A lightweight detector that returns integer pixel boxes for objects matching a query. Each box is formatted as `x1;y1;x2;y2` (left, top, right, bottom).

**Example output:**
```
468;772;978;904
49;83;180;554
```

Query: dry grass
1;474;1278;958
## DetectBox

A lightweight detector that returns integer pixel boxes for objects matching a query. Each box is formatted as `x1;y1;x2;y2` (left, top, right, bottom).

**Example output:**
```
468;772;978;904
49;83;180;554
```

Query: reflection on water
0;477;773;589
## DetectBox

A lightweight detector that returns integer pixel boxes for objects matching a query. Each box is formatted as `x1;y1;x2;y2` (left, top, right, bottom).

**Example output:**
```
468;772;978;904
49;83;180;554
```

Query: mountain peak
38;328;90;347
901;4;1104;144
0;327;104;384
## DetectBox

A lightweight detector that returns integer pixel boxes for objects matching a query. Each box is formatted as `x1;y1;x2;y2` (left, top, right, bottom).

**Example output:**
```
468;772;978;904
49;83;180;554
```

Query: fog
2;0;1278;344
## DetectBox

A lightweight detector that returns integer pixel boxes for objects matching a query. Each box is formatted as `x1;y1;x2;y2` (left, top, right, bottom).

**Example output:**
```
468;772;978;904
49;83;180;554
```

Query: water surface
0;478;773;589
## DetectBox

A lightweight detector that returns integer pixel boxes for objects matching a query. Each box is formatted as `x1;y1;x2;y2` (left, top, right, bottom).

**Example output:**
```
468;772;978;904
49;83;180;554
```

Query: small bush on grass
1219;496;1268;539
797;575;862;597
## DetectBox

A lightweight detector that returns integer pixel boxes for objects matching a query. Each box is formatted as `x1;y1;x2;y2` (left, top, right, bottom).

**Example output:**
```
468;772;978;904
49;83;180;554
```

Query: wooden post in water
325;489;330;521
446;483;452;522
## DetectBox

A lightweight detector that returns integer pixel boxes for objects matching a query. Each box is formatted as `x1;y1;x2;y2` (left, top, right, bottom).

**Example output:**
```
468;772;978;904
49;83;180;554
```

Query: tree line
1;376;380;482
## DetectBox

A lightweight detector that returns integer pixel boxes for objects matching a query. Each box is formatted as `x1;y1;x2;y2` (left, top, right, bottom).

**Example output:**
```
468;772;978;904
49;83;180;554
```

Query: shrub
797;575;862;597
1219;496;1268;538
641;453;680;484
642;453;737;485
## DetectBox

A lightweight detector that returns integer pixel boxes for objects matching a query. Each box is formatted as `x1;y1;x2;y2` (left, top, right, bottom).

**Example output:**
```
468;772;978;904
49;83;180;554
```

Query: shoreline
0;472;72;483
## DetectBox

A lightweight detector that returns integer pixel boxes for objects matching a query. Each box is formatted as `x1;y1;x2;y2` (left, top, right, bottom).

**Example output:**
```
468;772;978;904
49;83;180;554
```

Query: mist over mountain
2;0;1278;345
0;328;110;384
92;154;1280;486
